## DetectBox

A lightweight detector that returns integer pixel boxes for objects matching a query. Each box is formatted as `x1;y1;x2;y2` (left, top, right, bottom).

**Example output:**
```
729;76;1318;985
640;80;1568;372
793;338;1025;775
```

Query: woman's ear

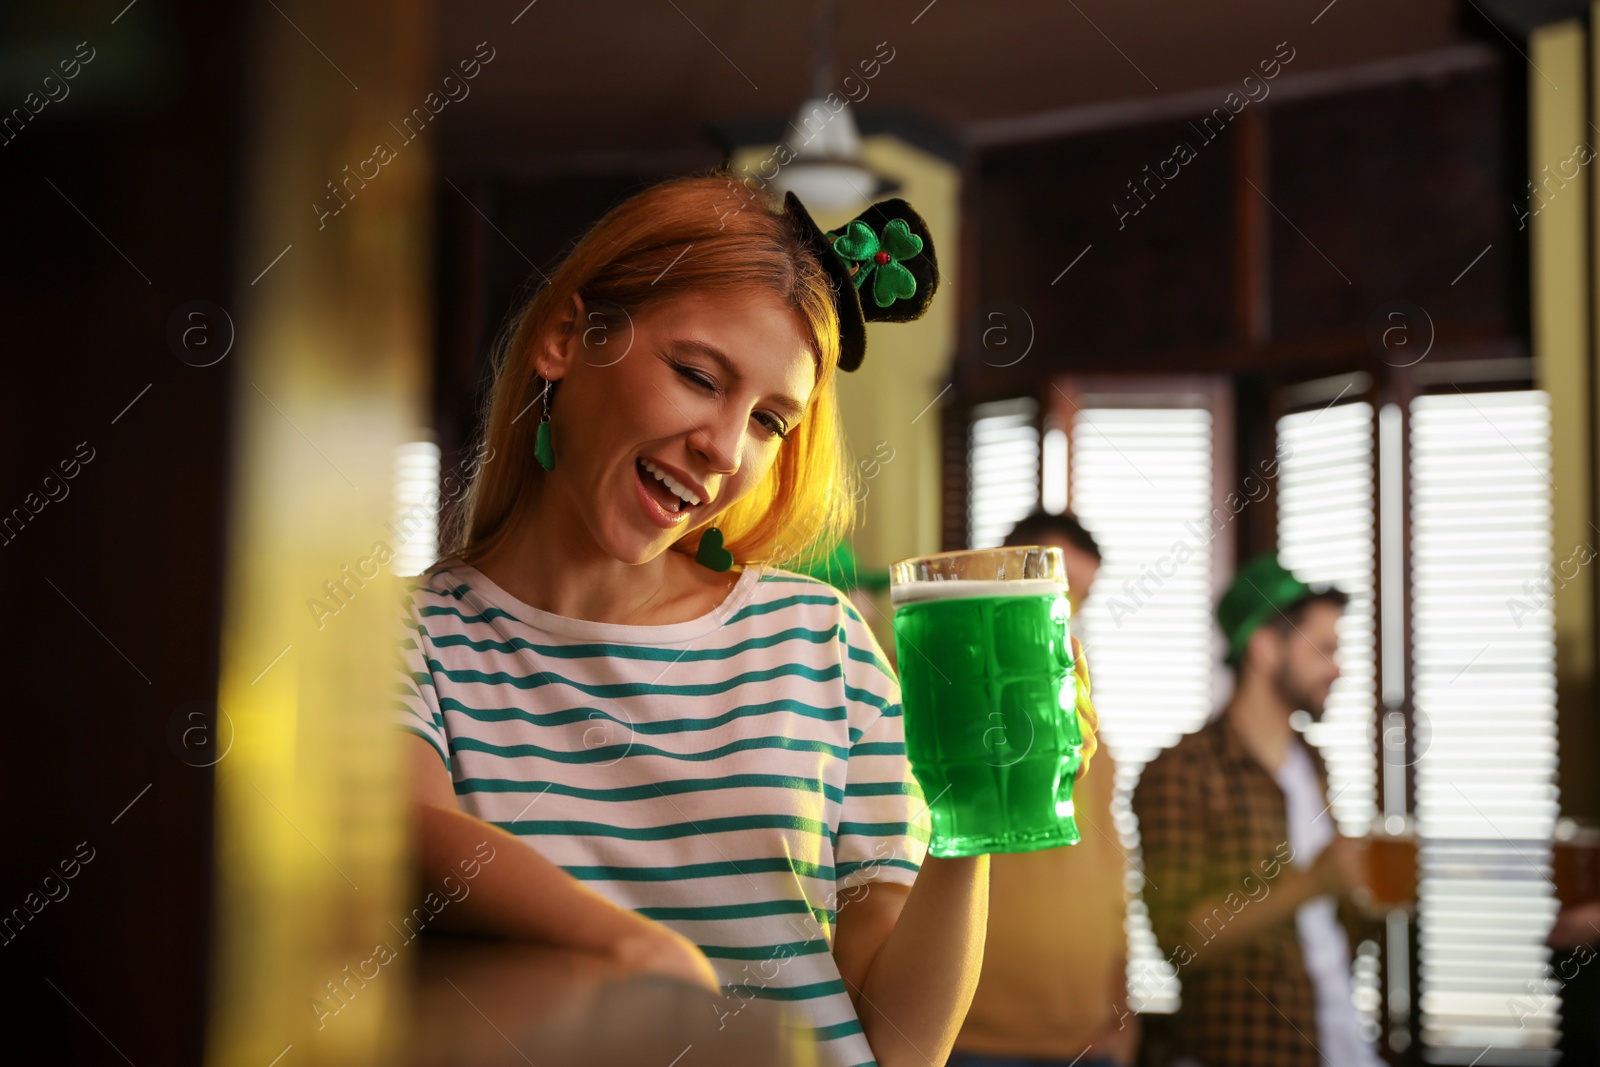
532;291;587;380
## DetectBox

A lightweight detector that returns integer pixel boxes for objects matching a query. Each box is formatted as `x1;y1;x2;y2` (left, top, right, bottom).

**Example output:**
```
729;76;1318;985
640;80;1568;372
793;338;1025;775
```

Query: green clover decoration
827;218;923;308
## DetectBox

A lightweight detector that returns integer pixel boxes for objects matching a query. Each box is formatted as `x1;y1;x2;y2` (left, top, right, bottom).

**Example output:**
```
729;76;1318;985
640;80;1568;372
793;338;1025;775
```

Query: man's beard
1273;658;1327;721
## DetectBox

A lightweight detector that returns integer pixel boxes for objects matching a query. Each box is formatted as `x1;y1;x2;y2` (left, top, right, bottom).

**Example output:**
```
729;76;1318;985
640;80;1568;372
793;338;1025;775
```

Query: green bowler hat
1217;552;1327;666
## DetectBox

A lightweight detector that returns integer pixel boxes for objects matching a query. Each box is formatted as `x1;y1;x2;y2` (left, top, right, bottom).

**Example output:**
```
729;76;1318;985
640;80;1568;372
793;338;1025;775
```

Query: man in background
951;509;1138;1067
1131;554;1380;1067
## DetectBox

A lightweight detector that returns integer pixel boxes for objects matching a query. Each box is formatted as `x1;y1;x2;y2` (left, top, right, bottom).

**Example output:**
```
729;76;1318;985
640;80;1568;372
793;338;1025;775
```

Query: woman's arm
831;638;1099;1066
834;858;988;1067
406;735;722;993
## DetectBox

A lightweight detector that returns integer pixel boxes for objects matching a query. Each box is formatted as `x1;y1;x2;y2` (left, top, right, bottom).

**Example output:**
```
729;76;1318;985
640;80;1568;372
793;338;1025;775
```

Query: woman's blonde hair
441;168;858;572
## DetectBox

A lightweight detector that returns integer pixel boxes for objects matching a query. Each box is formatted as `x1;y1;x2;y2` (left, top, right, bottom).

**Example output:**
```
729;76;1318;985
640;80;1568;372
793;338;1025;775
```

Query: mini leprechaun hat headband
783;191;940;373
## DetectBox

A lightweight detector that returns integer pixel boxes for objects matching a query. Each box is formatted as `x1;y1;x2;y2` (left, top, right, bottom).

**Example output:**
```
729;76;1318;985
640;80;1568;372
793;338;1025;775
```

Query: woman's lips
634;459;693;528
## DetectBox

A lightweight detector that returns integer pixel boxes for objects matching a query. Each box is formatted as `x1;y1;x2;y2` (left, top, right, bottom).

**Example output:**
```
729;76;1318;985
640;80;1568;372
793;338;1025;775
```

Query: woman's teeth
639;458;700;512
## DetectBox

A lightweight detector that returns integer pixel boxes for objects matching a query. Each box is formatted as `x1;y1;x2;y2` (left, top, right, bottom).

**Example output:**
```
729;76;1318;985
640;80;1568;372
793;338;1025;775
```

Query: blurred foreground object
395;936;807;1067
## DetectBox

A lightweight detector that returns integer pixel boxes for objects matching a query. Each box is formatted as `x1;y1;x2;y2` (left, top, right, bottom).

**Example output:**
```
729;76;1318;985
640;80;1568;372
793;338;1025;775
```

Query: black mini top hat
783;191;940;373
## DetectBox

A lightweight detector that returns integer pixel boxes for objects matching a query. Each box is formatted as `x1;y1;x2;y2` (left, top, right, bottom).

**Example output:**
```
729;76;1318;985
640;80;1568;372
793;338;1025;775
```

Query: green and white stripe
395;560;929;1067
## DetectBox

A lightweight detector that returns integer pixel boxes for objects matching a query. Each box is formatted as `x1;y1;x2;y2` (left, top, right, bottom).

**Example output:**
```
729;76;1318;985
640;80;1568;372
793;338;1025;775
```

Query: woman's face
540;288;818;565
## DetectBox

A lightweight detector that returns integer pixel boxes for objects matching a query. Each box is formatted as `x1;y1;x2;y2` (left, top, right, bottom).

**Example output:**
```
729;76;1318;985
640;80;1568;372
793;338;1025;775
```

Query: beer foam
889;578;1067;607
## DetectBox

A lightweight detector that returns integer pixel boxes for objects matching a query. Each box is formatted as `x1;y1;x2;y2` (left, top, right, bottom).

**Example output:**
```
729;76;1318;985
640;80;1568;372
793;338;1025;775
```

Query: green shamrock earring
827;217;924;308
695;527;734;572
534;377;556;471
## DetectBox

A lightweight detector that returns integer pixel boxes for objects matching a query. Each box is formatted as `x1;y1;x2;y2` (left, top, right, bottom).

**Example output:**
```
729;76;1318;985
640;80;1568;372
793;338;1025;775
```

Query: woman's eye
674;364;715;391
755;413;790;440
674;361;788;440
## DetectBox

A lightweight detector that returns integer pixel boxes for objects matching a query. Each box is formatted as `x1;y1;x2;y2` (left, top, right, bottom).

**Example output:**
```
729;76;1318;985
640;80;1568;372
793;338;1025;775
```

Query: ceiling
435;0;1490;171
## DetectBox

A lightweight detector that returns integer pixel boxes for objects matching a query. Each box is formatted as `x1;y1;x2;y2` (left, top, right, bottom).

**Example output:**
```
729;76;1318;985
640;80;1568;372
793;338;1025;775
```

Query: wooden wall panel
973;120;1237;377
1268;67;1523;345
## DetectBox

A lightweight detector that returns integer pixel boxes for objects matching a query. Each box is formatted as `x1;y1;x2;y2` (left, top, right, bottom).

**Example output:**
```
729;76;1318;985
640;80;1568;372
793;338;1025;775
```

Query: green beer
891;553;1083;858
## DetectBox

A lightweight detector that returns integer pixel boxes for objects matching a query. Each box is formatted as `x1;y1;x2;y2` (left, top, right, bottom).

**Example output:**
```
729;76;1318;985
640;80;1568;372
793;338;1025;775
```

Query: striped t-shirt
394;557;930;1067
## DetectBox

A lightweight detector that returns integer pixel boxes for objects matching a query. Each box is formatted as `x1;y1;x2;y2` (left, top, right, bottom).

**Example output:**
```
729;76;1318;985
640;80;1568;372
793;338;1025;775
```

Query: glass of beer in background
889;546;1083;858
1553;817;1600;908
1357;813;1418;915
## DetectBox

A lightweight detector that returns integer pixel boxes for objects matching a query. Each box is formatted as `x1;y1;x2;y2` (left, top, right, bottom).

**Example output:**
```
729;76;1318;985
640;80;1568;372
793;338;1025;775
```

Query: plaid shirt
1131;713;1359;1067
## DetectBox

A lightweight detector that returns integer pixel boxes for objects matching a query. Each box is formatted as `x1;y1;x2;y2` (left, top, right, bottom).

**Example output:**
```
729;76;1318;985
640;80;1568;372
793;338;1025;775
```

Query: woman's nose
689;419;740;475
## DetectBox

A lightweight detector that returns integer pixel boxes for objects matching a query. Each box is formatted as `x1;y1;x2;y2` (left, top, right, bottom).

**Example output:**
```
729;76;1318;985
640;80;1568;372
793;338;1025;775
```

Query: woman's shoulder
750;564;844;591
744;566;883;637
746;565;859;613
394;557;481;621
753;568;895;674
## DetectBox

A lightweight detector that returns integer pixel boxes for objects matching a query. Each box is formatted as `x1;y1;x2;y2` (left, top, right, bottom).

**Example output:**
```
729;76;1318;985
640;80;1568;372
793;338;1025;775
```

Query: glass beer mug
889;546;1083;858
1355;813;1418;915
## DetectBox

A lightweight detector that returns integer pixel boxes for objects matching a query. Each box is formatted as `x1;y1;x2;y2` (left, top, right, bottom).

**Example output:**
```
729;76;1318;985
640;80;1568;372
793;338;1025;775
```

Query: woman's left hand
1071;635;1098;780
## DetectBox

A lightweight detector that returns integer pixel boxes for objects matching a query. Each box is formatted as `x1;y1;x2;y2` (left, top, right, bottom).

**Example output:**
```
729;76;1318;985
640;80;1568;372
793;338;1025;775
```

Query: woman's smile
633;455;705;528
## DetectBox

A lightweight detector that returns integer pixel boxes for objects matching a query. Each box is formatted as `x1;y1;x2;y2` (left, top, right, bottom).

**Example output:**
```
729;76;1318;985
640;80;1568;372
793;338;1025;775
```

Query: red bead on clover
874;251;892;265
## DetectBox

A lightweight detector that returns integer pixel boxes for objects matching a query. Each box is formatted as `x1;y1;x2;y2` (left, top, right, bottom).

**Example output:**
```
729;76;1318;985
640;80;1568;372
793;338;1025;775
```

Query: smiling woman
392;171;1006;1067
455;174;860;582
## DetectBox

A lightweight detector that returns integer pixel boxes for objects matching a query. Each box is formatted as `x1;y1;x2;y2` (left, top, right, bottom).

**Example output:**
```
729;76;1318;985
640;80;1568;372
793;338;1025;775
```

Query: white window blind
1071;404;1217;1014
968;398;1040;549
392;439;441;577
1276;401;1379;837
1411;390;1559;1062
1276;399;1382;1039
1042;424;1069;514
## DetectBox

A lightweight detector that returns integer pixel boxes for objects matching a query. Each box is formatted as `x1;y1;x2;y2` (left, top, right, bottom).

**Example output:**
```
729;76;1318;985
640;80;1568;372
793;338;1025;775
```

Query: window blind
392;439;441;577
1276;399;1382;1039
1071;404;1218;1014
1411;390;1559;1063
967;397;1040;549
1276;400;1379;837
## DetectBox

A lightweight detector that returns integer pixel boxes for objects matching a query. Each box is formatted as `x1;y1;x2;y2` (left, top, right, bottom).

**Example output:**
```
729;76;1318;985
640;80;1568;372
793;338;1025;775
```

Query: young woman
395;171;1098;1067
